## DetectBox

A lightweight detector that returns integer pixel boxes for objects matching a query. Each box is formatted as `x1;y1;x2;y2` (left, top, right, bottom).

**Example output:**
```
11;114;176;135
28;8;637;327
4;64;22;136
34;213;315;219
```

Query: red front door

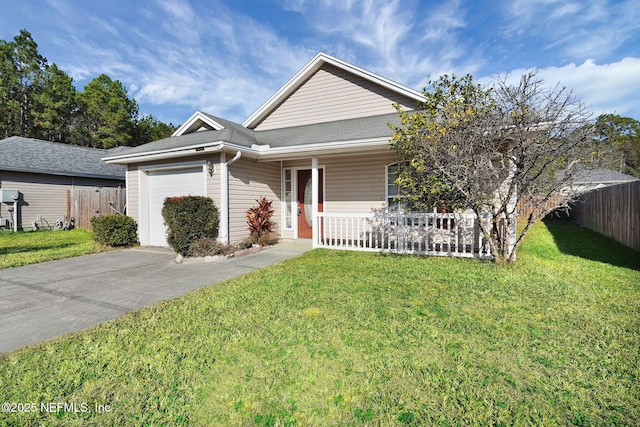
297;169;323;238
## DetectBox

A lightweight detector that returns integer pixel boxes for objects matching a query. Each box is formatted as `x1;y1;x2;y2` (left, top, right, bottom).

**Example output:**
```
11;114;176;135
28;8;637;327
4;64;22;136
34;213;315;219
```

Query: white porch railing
316;210;502;259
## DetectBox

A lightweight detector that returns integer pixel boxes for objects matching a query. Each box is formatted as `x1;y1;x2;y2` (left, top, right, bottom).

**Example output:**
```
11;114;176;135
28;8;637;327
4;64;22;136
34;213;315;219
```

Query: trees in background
594;114;640;178
74;74;138;148
391;72;597;263
32;63;77;143
0;29;47;139
0;30;175;148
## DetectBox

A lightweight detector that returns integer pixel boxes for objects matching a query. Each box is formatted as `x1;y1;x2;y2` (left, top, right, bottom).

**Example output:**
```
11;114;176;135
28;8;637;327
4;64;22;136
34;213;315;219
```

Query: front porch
315;210;500;259
280;156;514;260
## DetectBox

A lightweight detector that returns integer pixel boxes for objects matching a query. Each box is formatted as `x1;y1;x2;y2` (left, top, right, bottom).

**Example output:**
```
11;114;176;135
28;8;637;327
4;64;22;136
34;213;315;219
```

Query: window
386;163;406;211
283;168;293;229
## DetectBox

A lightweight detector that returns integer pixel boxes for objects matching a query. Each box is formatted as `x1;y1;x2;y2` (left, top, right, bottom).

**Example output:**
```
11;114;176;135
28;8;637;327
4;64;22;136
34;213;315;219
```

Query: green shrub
90;214;138;247
246;197;275;245
162;196;218;255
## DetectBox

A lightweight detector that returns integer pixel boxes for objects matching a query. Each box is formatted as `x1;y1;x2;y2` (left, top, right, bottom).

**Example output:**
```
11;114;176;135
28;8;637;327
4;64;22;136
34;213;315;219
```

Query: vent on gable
196;124;214;132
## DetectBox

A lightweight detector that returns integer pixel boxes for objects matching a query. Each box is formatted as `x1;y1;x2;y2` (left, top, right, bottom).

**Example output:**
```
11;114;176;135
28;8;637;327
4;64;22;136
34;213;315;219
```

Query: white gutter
102;142;224;164
103;137;390;165
220;151;242;244
254;137;390;160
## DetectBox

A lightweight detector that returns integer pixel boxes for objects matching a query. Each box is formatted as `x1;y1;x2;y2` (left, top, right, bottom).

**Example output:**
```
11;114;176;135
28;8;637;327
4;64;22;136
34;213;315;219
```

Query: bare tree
391;72;597;263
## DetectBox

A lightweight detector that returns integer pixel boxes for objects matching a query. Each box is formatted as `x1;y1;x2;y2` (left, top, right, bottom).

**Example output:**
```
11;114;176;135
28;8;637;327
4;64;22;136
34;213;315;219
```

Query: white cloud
15;0;638;125
123;1;313;122
483;57;640;118
154;0;200;42
278;0;480;90
502;0;640;61
282;0;415;57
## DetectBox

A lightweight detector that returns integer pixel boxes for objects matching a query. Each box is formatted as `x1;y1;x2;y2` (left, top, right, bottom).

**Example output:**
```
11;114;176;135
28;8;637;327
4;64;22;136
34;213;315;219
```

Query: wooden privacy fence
68;187;126;230
517;193;566;220
316;210;516;259
570;181;640;252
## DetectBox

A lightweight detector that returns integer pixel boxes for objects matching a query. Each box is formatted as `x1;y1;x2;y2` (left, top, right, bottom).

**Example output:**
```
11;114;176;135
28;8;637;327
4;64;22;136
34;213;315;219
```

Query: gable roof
105;113;257;162
105;53;420;164
242;52;425;129
0;137;126;180
172;111;227;136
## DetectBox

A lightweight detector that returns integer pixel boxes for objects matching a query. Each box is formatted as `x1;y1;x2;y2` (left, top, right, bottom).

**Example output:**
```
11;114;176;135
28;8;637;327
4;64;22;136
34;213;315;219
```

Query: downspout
220;151;242;244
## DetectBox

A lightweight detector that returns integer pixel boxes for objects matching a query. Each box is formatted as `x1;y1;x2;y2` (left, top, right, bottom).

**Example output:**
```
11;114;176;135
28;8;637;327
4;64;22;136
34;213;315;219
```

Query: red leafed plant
246;197;276;245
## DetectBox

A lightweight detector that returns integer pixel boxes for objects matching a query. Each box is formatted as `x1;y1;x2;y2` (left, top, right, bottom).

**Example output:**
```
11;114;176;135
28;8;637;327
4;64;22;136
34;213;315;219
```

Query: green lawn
0;229;99;269
1;220;638;426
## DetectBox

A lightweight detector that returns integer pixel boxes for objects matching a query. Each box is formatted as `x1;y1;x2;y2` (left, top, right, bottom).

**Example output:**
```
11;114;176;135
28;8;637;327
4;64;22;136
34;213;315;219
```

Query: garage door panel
148;168;205;246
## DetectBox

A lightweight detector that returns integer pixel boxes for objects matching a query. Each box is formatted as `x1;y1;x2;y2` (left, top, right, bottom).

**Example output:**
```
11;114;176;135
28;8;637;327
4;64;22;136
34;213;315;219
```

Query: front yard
0;229;98;269
1;220;638;426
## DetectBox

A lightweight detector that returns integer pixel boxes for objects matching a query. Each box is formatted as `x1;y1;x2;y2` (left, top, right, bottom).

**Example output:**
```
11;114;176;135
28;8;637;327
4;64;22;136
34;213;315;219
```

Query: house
103;53;427;247
561;167;639;193
0;137;126;230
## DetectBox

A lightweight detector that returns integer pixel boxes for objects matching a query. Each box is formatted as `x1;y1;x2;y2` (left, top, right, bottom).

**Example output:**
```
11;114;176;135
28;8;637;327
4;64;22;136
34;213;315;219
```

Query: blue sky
1;0;638;125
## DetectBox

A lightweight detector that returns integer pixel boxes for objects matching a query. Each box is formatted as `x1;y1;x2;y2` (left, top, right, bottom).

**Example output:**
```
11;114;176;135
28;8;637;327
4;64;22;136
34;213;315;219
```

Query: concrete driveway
0;240;311;353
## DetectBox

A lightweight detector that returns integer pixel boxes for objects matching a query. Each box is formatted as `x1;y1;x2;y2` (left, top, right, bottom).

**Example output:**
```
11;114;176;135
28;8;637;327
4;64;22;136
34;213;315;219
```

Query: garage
147;167;206;246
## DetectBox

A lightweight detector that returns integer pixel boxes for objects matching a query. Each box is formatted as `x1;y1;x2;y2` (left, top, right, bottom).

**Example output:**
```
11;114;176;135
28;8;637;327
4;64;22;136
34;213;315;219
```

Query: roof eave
102;137;392;164
0;166;124;181
103;142;225;164
254;137;391;161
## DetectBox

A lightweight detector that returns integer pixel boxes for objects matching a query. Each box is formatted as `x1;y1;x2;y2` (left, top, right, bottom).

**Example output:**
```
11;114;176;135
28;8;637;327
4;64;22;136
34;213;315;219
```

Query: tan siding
255;64;418;130
126;167;139;224
283;152;398;215
325;152;399;213
228;158;281;242
0;171;123;230
206;154;222;212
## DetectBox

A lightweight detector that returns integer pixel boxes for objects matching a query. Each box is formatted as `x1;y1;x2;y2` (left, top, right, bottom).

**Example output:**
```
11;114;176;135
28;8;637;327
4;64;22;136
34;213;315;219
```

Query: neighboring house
0;137;126;230
561;167;639;193
104;52;426;247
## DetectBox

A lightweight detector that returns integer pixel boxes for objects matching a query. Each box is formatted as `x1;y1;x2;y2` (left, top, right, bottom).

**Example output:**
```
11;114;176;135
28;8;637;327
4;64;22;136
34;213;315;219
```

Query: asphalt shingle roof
0;137;126;180
256;112;401;147
107;112;402;158
560;167;639;184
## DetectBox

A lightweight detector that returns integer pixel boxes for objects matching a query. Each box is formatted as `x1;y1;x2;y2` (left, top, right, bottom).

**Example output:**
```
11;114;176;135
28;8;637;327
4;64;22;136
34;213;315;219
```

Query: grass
1;220;638;426
0;229;99;269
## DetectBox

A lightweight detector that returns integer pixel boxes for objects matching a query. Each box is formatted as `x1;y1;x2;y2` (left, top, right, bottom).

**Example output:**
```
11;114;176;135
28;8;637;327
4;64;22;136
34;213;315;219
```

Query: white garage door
148;167;206;246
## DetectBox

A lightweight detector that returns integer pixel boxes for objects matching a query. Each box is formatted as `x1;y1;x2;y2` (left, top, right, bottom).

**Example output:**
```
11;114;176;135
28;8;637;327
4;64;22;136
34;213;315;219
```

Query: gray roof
111;114;257;157
560;167;639;184
574;168;639;184
0;137;126;180
257;112;401;147
108;112;402;158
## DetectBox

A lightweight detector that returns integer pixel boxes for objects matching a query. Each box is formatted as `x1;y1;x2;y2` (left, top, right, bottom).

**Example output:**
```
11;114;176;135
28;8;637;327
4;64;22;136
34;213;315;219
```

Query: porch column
312;157;319;248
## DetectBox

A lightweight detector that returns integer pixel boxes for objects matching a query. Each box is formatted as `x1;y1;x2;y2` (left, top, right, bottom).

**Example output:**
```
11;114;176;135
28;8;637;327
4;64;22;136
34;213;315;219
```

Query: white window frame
282;167;294;230
281;165;326;239
385;162;407;212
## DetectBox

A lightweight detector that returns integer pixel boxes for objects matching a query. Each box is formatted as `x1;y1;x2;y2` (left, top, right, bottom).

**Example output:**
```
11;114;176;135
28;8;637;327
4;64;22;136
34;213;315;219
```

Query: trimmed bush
162;196;218;256
90;214;138;247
